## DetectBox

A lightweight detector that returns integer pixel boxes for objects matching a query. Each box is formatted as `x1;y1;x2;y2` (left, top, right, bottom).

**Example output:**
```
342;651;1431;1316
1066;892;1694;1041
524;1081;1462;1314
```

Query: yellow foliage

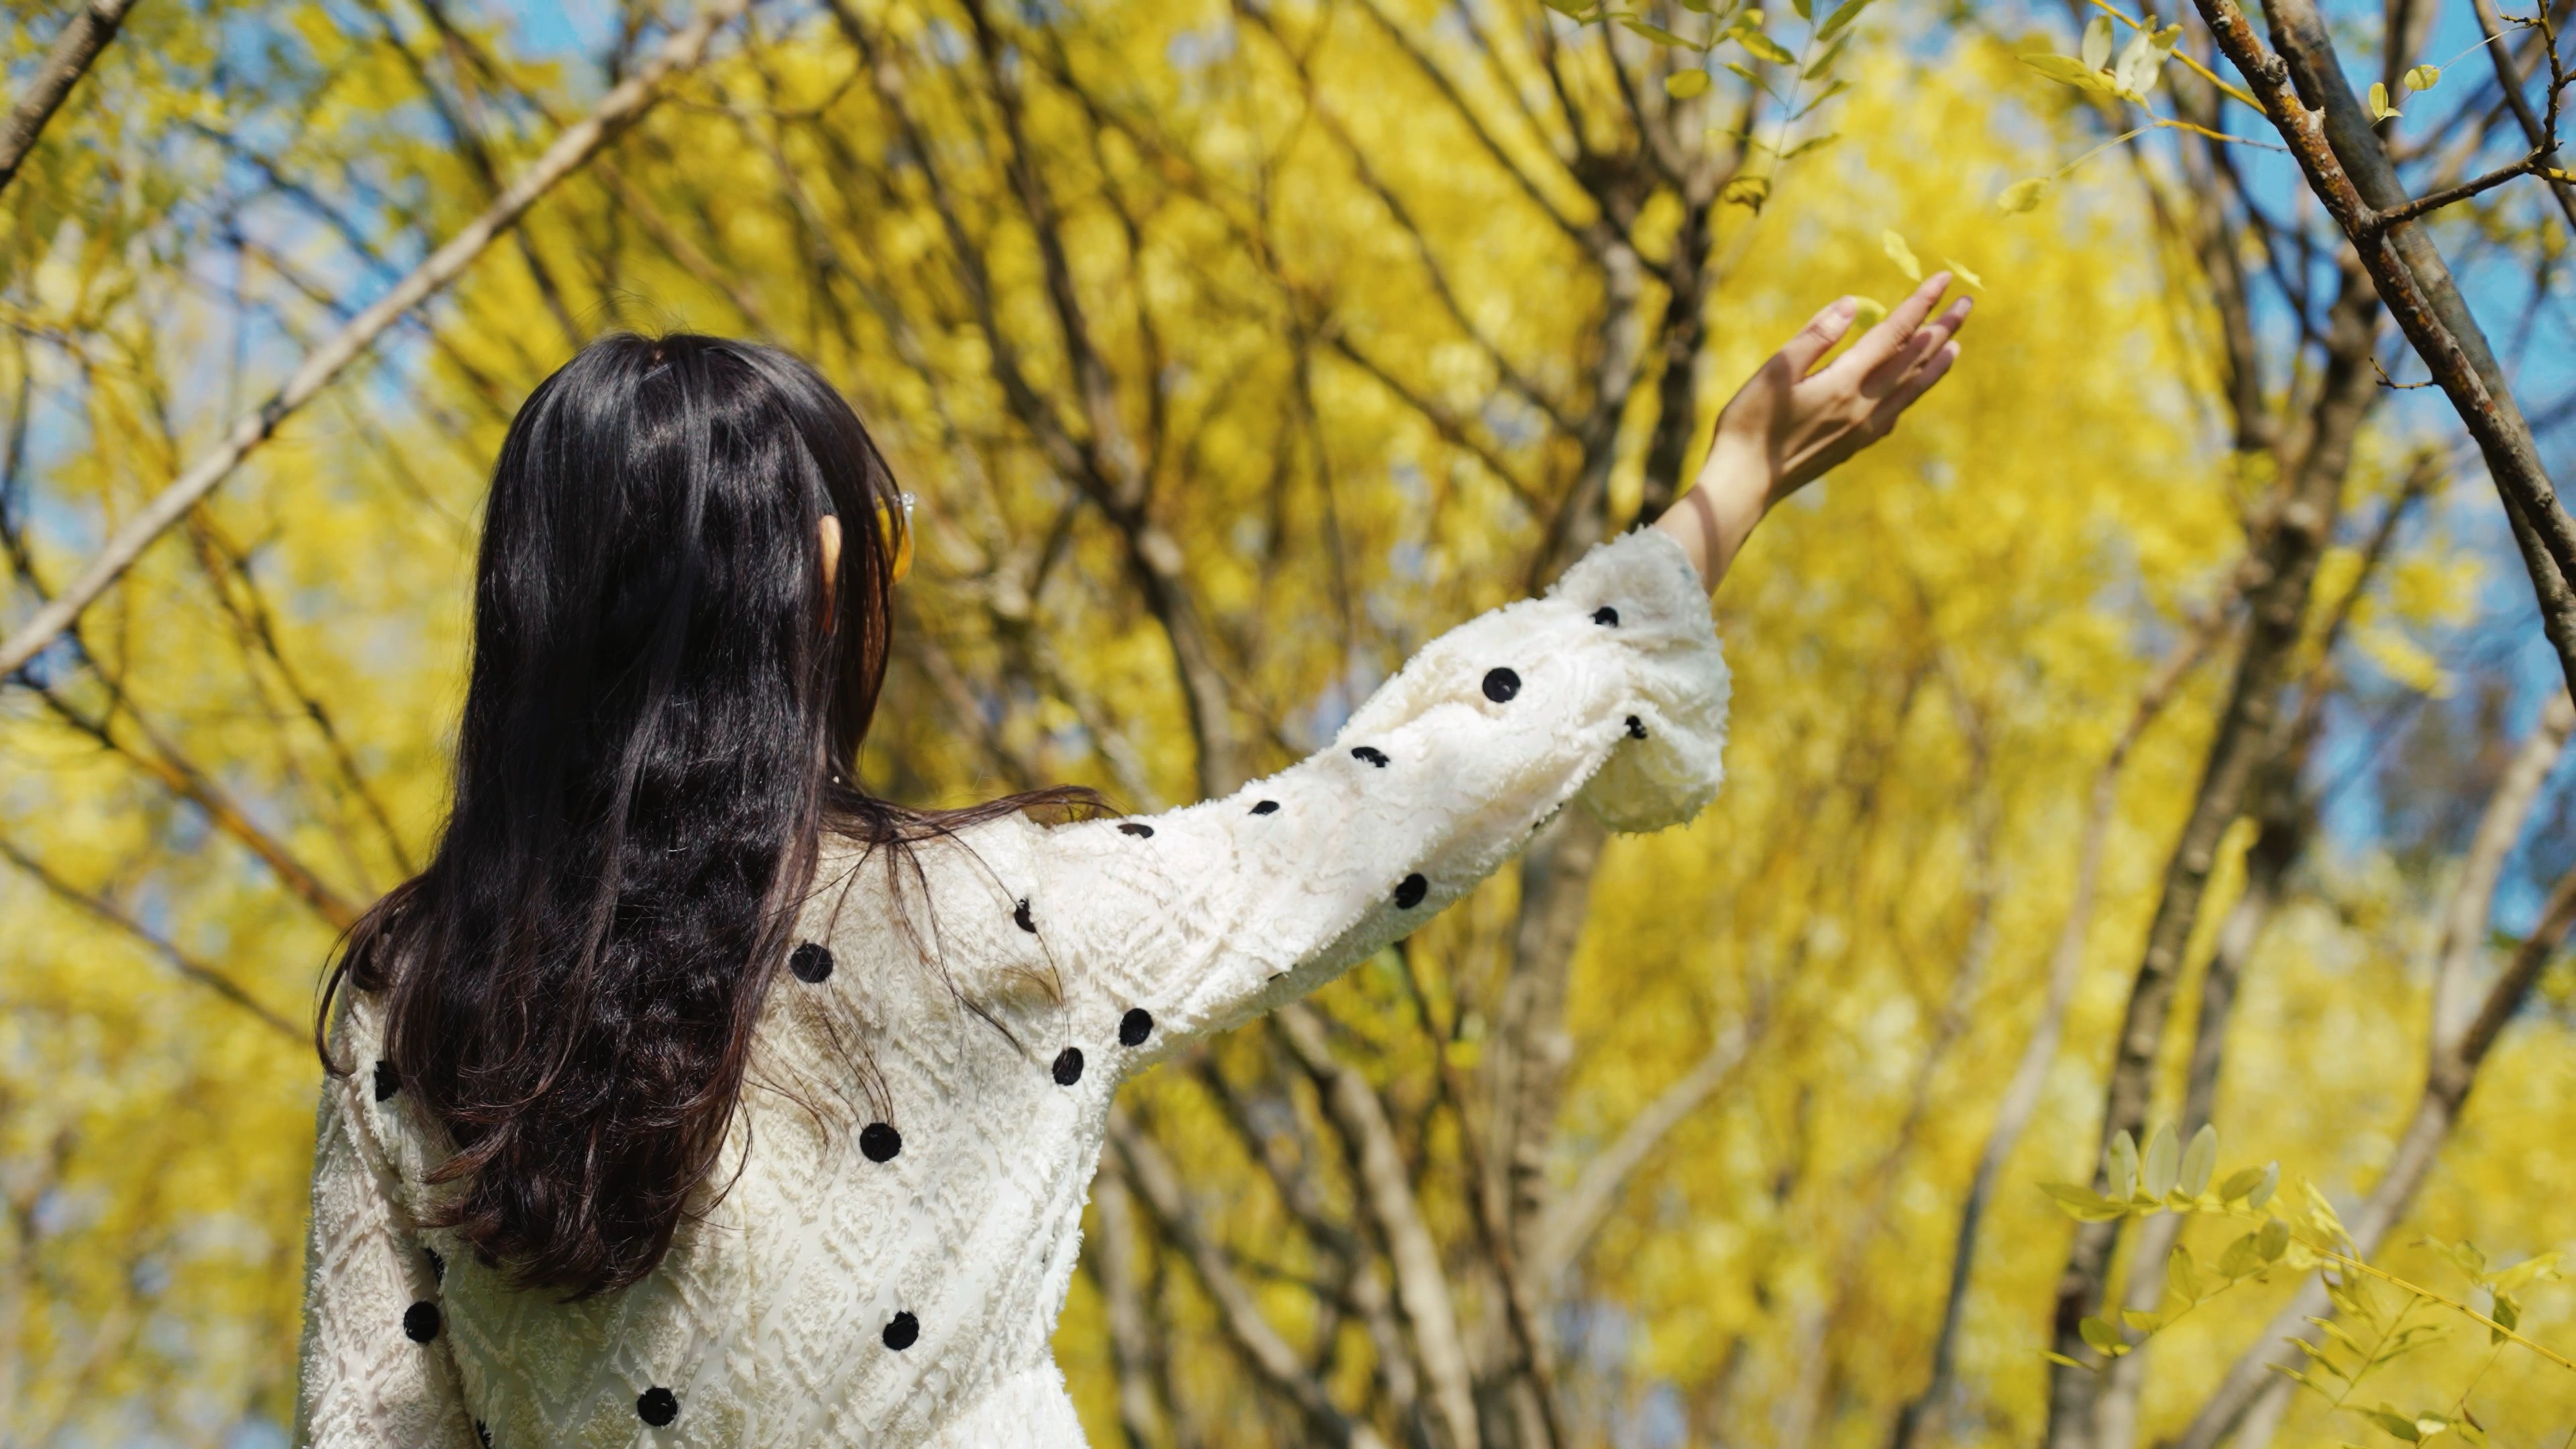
0;3;2567;1445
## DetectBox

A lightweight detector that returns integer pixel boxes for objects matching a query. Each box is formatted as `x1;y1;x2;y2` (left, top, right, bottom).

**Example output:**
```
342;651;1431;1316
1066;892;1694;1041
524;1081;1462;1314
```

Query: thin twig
0;0;141;197
0;835;299;1038
0;0;751;682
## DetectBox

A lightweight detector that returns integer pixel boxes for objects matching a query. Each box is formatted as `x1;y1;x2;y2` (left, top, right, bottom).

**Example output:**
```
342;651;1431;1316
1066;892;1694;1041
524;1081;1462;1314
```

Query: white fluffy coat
293;527;1729;1447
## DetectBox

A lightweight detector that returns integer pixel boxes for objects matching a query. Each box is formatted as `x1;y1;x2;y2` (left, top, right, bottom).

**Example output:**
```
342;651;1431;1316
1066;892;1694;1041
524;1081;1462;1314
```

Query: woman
296;275;1968;1446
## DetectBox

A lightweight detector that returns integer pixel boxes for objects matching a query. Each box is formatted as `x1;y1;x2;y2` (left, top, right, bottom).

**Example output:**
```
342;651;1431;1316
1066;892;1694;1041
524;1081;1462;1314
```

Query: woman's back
299;520;1731;1446
290;275;1968;1443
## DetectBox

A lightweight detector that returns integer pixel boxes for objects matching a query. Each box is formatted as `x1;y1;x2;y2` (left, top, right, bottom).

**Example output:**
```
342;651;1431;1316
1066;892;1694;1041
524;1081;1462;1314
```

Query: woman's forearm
1652;435;1770;595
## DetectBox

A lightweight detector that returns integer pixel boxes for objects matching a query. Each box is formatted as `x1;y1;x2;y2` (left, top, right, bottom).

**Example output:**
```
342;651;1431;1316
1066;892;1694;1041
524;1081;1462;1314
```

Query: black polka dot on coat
424;1246;445;1283
1593;605;1619;626
1350;746;1389;768
1395;873;1430;909
372;1061;398;1102
1627;715;1648;739
1118;1008;1154;1047
789;942;834;984
861;1122;902;1163
1118;822;1154;837
883;1311;920;1350
1014;898;1036;933
1053;1047;1085;1085
402;1300;441;1343
1250;800;1279;815
1483;667;1521;703
637;1387;678;1427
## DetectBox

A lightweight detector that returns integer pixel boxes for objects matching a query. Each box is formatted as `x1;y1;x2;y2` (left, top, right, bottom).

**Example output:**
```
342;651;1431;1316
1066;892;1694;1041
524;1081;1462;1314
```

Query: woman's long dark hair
321;334;1069;1298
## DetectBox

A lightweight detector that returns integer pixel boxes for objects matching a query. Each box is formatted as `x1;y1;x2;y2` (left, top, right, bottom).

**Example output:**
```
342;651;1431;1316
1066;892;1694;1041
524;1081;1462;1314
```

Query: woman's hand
1656;272;1971;591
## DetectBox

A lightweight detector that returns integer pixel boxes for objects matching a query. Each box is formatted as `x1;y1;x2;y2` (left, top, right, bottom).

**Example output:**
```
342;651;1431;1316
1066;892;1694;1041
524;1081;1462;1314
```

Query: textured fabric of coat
292;527;1730;1447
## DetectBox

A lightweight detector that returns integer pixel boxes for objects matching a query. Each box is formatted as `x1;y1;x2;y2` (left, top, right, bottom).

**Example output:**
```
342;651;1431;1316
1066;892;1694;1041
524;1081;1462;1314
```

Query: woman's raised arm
1015;278;1968;1069
1658;272;1970;591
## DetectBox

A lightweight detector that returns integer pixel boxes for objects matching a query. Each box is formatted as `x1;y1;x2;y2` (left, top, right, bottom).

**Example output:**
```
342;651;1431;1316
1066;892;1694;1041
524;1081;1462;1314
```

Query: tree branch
1276;1004;1483;1449
0;834;298;1038
1530;1014;1754;1283
0;0;140;199
1111;1106;1391;1449
0;0;750;682
2040;263;2377;1446
2191;0;2576;702
2468;0;2576;238
2173;696;2576;1448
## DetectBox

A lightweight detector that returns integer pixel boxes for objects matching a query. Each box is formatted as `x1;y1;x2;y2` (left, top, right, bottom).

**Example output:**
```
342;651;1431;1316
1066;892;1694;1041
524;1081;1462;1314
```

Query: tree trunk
2042;266;2379;1448
2169;693;2573;1449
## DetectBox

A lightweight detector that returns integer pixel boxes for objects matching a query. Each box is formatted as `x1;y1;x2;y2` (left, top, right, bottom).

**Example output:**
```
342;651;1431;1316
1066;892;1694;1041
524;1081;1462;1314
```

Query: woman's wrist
1654;429;1776;594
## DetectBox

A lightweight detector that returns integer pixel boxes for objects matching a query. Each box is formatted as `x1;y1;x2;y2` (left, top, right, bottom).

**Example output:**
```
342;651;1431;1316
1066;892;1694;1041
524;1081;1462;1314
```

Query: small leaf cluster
2418;1238;2561;1348
2039;1124;2288;1365
2367;64;2443;122
2278;1258;2447;1418
2039;1127;2575;1438
1542;1;1880;211
2021;14;2183;105
2039;1122;2277;1224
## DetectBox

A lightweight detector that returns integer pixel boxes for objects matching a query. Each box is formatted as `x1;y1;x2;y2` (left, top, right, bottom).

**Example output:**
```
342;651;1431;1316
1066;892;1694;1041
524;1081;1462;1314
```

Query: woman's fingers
1868;341;1962;433
1859;296;1972;396
1778;297;1861;377
1909;295;1974;361
1831;272;1955;379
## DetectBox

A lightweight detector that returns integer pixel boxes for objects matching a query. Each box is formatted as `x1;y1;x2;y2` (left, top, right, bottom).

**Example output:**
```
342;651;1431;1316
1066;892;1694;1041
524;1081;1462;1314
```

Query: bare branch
1319;332;1547;513
1531;1016;1754;1283
2434;691;2576;1037
1110;1107;1390;1449
0;0;140;199
2371;150;2559;231
2469;0;2576;237
1235;0;1578;435
1275;1004;1482;1449
1091;1161;1176;1449
184;515;417;878
0;834;299;1038
0;0;752;682
1893;570;2242;1448
2039;262;2378;1444
29;673;366;928
1343;0;1601;250
2192;0;2576;702
2174;696;2576;1448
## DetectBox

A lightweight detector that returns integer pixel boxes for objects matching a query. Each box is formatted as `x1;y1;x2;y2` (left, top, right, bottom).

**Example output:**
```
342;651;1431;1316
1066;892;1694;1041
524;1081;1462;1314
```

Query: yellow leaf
2080;13;2113;70
1881;228;1921;281
2369;80;2402;120
1813;0;1876;41
2404;63;2440;92
1849;295;1888;329
1619;15;1697;47
1942;256;1984;288
2022;53;2117;94
1732;25;1796;64
1996;176;2050;213
1666;69;1713;99
2355;621;2447;696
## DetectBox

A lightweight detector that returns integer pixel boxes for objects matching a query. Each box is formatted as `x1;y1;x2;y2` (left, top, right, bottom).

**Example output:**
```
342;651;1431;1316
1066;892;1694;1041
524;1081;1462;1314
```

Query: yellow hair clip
874;492;916;583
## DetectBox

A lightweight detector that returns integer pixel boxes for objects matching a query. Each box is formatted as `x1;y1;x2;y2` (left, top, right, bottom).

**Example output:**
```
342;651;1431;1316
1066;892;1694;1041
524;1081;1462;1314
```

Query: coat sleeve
294;1008;482;1449
1025;527;1729;1058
